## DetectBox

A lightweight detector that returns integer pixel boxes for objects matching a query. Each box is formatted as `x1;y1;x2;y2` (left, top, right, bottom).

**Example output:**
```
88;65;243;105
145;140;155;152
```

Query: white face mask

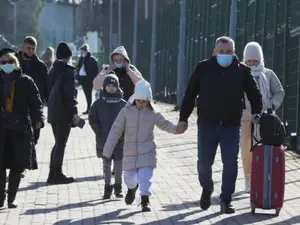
0;63;15;74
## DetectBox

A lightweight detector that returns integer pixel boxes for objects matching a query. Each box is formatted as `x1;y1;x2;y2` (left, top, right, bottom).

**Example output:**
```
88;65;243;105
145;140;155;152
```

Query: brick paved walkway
1;90;300;225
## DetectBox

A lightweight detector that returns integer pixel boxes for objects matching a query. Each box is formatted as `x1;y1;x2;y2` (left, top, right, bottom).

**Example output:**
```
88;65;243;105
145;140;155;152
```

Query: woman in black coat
0;48;44;209
47;42;80;185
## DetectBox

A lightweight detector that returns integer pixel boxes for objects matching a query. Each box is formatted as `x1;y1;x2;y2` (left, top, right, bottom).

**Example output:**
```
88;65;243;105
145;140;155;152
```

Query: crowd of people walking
0;35;284;213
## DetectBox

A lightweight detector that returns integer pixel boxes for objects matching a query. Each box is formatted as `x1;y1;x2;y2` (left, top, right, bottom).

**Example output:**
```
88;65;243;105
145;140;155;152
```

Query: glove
252;114;261;124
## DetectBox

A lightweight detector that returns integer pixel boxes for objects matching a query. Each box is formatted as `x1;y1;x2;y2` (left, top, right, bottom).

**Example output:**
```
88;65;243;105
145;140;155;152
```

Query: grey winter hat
103;73;120;90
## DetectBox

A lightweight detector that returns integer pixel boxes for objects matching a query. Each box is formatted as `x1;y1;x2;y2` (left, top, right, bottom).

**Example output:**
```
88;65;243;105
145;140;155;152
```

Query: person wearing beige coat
93;46;143;101
241;42;285;192
103;80;178;212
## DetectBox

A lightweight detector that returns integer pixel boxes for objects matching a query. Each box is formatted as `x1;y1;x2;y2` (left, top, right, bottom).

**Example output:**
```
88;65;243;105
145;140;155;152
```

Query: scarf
250;62;271;110
1;71;18;112
101;89;123;103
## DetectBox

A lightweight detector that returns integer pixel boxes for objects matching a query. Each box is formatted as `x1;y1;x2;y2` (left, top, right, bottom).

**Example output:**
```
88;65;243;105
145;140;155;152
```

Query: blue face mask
216;54;233;67
0;64;15;74
114;63;123;69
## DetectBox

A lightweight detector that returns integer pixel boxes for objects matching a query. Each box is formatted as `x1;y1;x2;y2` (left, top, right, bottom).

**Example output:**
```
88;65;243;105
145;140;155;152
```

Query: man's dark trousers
50;123;72;176
78;77;92;111
197;124;240;201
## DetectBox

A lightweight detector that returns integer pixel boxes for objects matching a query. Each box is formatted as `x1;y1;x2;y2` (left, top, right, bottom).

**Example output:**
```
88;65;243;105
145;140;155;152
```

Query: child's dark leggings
102;158;122;184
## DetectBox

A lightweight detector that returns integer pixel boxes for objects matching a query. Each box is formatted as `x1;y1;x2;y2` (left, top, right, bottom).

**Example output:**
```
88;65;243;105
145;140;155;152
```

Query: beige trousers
240;120;252;175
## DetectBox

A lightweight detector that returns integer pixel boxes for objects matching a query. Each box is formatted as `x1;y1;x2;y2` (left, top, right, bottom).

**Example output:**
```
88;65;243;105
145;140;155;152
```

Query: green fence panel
102;0;300;134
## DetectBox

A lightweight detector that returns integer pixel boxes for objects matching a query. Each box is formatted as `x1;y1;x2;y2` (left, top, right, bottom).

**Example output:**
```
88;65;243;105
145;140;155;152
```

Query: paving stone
1;90;300;224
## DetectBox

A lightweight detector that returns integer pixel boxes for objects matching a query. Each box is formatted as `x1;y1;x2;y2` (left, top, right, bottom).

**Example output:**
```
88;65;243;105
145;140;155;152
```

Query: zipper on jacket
135;110;140;169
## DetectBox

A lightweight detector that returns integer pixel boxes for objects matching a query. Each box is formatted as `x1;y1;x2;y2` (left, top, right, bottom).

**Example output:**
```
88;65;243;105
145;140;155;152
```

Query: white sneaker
244;174;251;193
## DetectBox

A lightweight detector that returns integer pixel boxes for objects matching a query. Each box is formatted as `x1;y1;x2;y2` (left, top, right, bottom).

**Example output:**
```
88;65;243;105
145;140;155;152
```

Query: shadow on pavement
52;209;137;225
19;175;103;192
23;198;115;215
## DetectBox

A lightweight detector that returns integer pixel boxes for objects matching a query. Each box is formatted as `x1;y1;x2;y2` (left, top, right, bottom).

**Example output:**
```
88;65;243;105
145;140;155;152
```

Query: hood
109;46;130;64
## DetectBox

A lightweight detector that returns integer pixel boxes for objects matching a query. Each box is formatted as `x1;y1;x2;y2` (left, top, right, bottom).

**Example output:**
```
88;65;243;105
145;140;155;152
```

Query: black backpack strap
250;122;261;152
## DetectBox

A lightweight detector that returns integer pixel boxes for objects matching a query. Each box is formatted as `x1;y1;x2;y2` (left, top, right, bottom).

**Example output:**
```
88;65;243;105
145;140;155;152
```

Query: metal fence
101;0;300;135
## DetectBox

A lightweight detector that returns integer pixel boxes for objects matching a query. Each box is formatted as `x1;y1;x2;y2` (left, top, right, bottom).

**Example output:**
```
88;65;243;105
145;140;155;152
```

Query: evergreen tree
0;0;44;49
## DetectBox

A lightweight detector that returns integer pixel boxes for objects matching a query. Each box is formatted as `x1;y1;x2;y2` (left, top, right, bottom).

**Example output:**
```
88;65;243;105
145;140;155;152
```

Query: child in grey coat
89;72;126;199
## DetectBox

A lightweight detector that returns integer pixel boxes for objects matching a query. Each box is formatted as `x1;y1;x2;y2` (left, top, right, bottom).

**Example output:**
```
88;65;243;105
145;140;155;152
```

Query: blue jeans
197;124;240;201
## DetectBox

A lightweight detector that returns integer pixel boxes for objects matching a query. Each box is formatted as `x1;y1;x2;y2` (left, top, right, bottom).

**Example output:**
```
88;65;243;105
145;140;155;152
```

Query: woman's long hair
40;47;55;63
3;53;21;70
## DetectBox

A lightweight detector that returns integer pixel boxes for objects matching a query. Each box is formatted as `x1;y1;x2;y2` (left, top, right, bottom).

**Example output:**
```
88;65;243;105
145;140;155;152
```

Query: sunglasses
0;60;14;65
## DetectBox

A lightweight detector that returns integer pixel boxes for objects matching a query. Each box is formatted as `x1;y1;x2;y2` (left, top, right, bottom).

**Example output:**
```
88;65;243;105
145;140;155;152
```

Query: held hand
108;64;116;71
73;114;81;125
124;61;130;72
176;121;188;134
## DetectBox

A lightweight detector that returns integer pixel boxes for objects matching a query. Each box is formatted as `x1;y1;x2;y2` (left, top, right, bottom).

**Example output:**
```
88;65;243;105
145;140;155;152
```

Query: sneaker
244;174;251;193
125;184;139;205
200;188;214;210
220;199;235;214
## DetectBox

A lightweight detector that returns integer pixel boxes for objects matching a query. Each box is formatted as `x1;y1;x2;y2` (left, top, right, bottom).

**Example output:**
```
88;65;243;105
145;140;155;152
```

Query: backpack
254;108;286;146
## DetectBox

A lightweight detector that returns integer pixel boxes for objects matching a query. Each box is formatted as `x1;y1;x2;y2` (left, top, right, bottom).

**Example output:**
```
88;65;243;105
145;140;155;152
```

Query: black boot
46;170;53;184
220;199;235;214
0;170;6;208
200;188;214;210
50;173;75;185
7;171;21;209
103;184;113;199
141;196;151;212
114;183;123;198
125;184;139;205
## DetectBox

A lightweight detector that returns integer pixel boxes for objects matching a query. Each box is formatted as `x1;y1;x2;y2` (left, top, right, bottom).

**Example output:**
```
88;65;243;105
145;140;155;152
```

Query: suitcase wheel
275;208;281;216
251;203;256;214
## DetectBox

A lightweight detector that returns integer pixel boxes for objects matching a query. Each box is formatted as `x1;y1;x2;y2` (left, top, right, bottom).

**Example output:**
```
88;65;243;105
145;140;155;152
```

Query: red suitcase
250;144;285;216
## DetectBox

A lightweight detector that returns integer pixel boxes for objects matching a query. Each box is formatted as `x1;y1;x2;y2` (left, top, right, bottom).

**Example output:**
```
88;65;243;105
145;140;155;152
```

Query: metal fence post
176;0;186;109
109;0;113;52
118;0;121;46
132;0;138;65
150;0;157;99
229;0;237;41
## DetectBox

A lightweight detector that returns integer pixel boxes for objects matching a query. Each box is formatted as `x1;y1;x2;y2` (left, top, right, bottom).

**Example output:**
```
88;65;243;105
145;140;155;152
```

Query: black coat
0;70;44;170
47;60;78;124
77;52;99;83
180;56;263;126
88;90;126;160
19;52;49;103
